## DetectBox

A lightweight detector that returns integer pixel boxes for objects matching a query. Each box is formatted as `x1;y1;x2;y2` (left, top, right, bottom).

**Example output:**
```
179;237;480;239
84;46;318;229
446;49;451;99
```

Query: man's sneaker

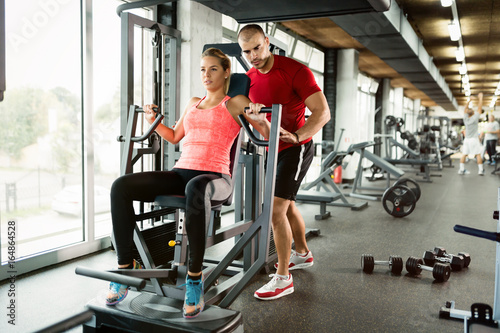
106;259;142;306
274;250;314;271
458;169;470;175
182;275;205;319
254;274;294;300
479;169;485;176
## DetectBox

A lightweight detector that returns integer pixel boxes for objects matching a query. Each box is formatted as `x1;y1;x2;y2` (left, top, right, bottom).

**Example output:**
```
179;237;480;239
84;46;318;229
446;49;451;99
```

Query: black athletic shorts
274;140;314;201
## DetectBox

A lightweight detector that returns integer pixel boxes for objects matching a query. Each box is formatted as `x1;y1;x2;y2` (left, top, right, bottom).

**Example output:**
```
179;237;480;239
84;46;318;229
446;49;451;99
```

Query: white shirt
484;120;500;141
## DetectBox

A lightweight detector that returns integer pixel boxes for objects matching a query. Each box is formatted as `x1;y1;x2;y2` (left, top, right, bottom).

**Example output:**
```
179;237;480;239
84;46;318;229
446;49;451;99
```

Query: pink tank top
174;95;241;175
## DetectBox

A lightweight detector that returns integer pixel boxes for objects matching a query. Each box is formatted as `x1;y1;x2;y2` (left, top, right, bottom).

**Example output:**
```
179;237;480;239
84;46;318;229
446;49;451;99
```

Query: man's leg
459;140;469;174
287;200;309;255
273;196;293;277
476;154;484;175
253;196;295;300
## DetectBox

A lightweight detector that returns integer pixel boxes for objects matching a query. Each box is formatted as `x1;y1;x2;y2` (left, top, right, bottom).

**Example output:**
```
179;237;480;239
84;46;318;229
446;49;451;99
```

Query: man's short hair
238;24;266;42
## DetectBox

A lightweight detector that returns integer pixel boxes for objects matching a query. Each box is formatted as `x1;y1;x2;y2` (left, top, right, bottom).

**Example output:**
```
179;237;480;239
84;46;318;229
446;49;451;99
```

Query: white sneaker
274;250;314;271
254;274;294;300
458;169;470;175
478;169;485;176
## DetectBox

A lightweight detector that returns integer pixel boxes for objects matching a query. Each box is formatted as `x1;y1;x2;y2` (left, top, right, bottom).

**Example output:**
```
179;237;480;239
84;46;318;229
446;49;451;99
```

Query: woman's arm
227;95;271;139
144;97;198;144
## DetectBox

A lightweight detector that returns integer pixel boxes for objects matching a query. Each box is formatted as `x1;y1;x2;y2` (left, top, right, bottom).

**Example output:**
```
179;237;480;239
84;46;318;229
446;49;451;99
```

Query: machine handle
75;266;146;290
238;107;273;147
454;225;500;243
131;107;164;142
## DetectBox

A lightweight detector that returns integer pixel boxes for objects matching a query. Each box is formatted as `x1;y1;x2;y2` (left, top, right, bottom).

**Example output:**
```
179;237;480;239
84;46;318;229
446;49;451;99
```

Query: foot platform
84;290;243;333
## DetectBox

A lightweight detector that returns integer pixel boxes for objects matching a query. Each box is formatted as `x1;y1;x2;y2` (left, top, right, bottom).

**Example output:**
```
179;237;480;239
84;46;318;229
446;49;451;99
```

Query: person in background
482;114;500;165
458;92;484;175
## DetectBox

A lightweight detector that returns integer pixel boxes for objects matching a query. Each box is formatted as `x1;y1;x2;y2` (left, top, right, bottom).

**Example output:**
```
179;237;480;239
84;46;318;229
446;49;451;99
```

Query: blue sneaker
106;259;142;305
182;275;205;318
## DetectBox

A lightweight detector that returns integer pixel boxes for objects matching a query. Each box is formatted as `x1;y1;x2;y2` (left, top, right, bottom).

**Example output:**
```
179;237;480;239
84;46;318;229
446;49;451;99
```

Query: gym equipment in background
296;129;369;220
381;177;420;217
439;188;500;332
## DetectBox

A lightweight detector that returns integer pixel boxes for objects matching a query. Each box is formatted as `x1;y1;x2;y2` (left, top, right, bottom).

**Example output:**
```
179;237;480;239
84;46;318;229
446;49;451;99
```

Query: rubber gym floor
1;158;499;333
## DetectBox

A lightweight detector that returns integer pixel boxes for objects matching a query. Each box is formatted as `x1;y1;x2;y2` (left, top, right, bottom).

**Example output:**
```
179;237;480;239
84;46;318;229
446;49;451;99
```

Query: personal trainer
238;24;331;300
106;48;266;318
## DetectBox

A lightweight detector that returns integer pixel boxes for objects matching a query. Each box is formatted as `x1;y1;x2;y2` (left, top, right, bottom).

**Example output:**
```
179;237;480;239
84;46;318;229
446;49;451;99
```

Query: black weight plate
390;256;403;275
382;185;417;217
433;263;451;282
393;178;421;202
458;252;471;268
361;254;375;273
385;115;396;127
405;256;422;275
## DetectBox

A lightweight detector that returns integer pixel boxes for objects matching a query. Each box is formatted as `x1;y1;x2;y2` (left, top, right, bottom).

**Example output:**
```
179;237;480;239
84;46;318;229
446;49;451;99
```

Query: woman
106;48;264;318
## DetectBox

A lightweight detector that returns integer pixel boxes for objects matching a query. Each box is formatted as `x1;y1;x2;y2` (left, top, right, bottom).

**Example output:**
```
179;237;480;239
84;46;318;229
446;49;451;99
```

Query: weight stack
131;222;177;267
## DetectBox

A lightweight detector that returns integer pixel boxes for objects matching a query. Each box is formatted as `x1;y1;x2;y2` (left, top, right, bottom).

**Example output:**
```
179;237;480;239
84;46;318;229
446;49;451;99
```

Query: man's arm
290;91;331;143
477;92;483;114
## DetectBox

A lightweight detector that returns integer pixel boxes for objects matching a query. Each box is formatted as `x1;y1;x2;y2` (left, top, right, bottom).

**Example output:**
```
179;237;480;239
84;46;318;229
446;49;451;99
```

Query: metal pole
494;187;500;320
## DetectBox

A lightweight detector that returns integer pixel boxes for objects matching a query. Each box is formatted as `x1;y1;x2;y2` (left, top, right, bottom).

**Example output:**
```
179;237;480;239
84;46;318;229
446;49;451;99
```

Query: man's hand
279;128;300;145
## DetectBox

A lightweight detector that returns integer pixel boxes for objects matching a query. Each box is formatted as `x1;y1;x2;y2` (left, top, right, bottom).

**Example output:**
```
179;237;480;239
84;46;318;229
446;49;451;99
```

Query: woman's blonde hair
201;48;231;94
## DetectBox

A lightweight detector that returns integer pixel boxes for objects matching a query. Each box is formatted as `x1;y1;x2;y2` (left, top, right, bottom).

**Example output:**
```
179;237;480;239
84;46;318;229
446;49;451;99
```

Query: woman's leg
110;171;185;266
183;173;232;274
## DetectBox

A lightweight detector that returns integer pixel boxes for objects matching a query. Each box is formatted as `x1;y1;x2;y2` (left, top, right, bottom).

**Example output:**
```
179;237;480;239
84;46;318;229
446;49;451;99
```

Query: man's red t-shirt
247;54;322;152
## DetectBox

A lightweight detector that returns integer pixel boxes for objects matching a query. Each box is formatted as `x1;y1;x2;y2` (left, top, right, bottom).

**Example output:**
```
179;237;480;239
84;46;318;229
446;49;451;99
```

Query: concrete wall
177;1;222;108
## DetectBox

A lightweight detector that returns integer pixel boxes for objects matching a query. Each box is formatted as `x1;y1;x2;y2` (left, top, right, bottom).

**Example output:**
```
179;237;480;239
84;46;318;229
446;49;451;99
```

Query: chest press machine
76;73;283;332
71;16;284;329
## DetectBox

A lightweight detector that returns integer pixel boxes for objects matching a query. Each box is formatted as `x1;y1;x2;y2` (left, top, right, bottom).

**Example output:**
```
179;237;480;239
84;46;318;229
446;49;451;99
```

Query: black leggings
486;140;497;160
110;168;231;273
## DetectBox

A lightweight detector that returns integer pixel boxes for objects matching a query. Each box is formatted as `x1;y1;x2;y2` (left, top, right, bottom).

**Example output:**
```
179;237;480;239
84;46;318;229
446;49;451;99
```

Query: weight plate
385;115;396;128
361;254;375;273
458;252;471;268
405;256;422;275
390;256;403;275
396;117;405;129
382;185;417;217
433;263;451;282
393;178;421;202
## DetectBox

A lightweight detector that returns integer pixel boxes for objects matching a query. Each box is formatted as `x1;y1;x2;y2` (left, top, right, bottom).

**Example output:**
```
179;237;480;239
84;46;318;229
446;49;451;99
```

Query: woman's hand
245;102;267;123
143;104;158;124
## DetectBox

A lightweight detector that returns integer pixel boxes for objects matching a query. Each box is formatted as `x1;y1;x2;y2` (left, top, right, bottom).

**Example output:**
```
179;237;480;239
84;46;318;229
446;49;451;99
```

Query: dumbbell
423;250;465;271
406;256;451;282
424;246;471;269
361;254;403;275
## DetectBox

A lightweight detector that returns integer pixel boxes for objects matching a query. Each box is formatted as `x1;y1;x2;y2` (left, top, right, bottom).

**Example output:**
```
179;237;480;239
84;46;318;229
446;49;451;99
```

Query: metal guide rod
33;309;94;333
495;187;500;320
75;266;146;290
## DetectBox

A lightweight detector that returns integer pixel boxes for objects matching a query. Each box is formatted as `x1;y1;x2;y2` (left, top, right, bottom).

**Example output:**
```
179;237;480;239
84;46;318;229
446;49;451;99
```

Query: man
459;92;484;175
238;24;331;300
482;114;500;165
